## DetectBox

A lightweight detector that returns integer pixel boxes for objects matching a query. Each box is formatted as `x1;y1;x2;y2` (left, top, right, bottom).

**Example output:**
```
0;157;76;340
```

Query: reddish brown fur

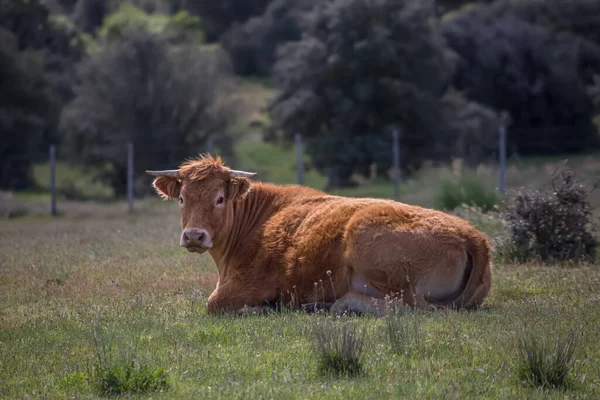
151;155;493;315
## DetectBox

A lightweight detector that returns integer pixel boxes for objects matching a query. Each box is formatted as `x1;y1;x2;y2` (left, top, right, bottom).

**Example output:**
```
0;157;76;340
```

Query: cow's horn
230;169;257;178
145;170;180;178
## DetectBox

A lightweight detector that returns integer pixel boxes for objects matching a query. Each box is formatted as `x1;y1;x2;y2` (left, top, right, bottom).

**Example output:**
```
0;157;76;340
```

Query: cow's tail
431;235;493;310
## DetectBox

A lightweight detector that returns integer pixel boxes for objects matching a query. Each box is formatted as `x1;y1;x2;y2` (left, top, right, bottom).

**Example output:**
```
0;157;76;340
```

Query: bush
499;169;598;263
311;319;365;377
434;167;499;211
518;330;578;390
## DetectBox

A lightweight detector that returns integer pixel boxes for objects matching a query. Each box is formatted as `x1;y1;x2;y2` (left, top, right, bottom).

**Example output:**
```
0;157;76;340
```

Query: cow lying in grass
147;155;492;316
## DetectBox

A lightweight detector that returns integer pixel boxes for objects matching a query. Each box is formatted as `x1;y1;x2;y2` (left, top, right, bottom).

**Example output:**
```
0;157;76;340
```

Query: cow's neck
209;183;280;277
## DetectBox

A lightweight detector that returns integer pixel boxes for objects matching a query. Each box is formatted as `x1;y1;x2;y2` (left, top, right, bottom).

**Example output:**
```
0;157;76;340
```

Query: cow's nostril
197;232;205;242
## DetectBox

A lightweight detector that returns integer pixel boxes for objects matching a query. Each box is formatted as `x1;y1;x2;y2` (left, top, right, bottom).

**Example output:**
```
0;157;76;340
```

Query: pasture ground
1;199;599;399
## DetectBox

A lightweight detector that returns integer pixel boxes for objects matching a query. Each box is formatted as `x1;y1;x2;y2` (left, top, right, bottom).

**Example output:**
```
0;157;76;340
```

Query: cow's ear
227;177;251;201
152;176;181;200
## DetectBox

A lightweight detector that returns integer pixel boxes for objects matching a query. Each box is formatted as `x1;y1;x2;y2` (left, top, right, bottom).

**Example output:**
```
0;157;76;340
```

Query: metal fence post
127;142;134;213
295;133;304;185
207;137;214;154
498;125;506;195
392;128;401;200
50;145;57;216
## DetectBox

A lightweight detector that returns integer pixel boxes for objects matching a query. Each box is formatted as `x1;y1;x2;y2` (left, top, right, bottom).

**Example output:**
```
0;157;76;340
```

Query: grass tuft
386;310;426;357
311;319;365;377
93;361;170;395
90;326;170;395
517;330;578;390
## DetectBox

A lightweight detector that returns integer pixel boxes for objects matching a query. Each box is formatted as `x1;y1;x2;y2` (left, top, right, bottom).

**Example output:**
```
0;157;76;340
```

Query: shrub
311;319;365;377
499;169;598;263
517;330;578;389
434;168;499;211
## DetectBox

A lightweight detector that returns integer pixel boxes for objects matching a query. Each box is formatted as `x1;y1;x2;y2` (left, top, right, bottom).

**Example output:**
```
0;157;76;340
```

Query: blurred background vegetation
1;0;600;205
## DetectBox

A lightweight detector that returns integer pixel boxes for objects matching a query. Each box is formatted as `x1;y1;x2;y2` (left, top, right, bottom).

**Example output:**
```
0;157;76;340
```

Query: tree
222;0;318;76
443;10;600;156
267;0;457;188
61;32;241;197
72;0;108;34
181;0;273;42
0;0;83;190
0;29;52;190
485;0;600;48
433;0;494;15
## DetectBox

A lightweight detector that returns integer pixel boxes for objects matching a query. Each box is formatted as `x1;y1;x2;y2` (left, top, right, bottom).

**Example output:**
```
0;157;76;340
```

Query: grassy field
1;196;600;399
3;78;600;397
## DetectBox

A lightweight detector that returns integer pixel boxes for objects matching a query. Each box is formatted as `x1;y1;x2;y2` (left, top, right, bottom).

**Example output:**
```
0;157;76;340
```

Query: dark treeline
2;0;600;192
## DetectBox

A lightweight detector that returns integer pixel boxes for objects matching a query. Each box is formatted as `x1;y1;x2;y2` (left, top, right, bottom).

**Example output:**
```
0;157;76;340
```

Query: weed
311;319;365;377
517;330;578;390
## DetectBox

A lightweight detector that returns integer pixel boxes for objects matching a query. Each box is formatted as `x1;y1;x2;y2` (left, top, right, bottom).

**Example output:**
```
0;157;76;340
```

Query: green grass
31;162;114;201
434;168;499;211
1;203;599;399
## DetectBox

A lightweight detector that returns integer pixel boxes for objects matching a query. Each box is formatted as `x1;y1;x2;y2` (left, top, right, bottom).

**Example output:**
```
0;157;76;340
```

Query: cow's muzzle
180;228;213;252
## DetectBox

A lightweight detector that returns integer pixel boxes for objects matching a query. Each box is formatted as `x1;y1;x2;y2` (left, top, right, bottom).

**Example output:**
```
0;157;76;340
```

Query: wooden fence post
498;125;506;195
392;128;401;200
127;142;134;213
50;145;57;216
295;133;304;185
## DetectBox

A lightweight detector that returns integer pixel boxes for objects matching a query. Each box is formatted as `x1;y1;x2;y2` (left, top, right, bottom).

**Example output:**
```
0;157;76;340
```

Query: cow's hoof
301;302;333;314
329;302;358;317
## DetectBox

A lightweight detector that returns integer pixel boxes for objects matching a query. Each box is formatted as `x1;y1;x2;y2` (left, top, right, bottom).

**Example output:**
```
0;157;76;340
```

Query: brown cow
147;155;492;316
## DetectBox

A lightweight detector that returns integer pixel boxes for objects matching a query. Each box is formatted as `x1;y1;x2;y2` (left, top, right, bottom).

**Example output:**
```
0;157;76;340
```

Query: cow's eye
216;196;224;205
179;197;183;204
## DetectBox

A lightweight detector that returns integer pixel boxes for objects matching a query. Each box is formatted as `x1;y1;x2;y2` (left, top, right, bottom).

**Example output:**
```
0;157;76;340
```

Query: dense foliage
222;0;318;76
443;7;600;155
61;32;239;196
0;0;83;190
267;0;457;187
0;29;52;189
182;0;273;42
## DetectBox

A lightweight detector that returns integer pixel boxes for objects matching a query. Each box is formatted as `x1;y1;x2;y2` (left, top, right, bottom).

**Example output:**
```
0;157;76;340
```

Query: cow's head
146;155;256;254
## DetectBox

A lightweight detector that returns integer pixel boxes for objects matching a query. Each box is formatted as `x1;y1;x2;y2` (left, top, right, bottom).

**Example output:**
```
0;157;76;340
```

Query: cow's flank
147;155;493;316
